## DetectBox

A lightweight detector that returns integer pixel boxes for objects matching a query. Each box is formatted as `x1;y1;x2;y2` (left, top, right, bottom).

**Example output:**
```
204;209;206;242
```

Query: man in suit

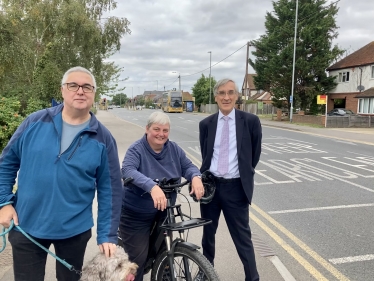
197;78;262;281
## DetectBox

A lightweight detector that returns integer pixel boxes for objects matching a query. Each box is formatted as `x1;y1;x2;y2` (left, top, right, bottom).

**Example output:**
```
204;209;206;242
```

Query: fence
327;115;372;128
199;103;276;115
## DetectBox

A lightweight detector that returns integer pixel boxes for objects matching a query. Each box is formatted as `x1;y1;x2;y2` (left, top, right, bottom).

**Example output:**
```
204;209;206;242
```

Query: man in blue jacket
0;66;123;281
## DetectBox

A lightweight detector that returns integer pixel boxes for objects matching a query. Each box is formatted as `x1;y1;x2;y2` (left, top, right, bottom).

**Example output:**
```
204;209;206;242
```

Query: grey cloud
104;0;374;97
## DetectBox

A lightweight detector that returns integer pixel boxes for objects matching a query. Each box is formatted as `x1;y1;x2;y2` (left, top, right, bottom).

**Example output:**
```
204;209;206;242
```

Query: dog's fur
80;246;138;281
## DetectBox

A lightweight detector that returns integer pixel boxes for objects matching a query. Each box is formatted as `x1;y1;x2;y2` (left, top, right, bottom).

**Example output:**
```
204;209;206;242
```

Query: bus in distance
162;91;183;113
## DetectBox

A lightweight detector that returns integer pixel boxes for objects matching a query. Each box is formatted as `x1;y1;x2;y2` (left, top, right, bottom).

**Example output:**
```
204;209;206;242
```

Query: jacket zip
68;135;83;160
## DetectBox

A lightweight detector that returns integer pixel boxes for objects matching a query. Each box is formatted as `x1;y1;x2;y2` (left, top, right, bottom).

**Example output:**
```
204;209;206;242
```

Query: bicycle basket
189;170;216;204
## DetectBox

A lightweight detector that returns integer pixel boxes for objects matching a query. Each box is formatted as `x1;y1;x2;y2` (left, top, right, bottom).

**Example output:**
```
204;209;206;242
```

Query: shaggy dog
80;246;138;281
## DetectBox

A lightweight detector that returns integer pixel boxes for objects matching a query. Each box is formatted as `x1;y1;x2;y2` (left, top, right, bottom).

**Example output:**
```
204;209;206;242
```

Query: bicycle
118;177;220;281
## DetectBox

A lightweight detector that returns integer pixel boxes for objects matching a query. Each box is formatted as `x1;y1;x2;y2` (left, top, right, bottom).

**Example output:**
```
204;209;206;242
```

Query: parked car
108;105;114;109
327;108;355;116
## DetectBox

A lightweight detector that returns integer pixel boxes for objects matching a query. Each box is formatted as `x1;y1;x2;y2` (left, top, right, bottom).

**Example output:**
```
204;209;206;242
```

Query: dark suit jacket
199;109;262;203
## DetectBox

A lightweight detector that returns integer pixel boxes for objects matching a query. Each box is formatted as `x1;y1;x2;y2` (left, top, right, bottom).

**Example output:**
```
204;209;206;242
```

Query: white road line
268;203;374;214
176;126;187;129
333;140;357;145
268;256;297;281
194;131;199;134
329;254;374;264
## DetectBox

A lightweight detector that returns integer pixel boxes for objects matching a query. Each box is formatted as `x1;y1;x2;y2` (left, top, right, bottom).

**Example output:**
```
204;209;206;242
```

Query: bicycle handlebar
122;177;189;192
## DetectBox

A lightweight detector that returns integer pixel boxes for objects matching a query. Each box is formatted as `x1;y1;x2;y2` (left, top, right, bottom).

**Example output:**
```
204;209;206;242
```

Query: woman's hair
61;66;97;90
146;112;171;128
213;78;239;96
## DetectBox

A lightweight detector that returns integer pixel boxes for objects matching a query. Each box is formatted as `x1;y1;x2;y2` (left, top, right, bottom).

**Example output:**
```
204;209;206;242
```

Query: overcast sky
104;0;374;98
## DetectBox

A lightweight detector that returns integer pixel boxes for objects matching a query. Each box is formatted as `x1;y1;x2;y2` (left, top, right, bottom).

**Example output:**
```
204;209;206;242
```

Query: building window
358;98;374;114
371;66;374;79
338;71;350;82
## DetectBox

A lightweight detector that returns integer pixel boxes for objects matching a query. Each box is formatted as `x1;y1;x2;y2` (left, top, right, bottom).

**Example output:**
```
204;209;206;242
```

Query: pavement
260;118;374;146
1;110;373;281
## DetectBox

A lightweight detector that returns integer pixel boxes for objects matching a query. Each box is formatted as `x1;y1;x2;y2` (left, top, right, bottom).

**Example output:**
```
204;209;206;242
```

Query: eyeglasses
63;82;95;93
217;90;236;97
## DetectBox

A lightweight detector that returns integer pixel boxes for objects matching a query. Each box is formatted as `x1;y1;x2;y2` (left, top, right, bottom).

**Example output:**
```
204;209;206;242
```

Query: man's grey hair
213;78;239;96
146;112;171;128
61;66;97;90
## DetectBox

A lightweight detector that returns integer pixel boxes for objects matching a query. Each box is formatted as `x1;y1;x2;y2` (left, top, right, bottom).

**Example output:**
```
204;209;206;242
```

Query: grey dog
80;246;138;281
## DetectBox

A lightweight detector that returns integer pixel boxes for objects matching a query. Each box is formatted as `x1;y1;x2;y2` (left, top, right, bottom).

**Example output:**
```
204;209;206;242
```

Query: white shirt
209;109;239;178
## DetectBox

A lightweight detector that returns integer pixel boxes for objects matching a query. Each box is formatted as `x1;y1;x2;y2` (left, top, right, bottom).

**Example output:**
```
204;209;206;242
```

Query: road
111;108;374;281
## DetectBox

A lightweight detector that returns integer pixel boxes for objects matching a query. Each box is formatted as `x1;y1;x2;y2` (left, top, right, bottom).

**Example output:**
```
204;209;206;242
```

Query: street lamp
208;51;212;107
290;0;299;123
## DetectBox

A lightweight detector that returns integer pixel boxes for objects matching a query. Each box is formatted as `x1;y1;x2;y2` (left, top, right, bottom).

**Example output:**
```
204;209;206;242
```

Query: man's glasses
63;82;95;93
217;90;236;97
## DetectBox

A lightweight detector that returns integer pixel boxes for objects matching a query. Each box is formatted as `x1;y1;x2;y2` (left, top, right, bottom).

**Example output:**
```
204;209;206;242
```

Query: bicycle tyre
151;243;220;281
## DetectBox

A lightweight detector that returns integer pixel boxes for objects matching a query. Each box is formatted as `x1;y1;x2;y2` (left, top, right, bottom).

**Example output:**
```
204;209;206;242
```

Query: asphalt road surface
111;108;374;281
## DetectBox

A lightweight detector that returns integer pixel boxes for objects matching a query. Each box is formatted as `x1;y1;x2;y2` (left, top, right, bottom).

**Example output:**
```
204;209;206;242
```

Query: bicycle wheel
151;243;220;281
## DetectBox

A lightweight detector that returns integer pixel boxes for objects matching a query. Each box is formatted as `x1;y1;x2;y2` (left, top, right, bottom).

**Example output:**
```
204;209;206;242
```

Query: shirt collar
218;108;235;120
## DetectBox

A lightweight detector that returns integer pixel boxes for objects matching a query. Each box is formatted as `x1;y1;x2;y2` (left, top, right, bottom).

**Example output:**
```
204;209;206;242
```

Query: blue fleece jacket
121;134;201;213
0;104;122;244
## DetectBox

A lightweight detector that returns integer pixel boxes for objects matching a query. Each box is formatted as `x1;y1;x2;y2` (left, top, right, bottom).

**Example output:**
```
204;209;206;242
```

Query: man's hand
0;205;18;228
99;242;117;258
150;185;167;211
190;176;204;200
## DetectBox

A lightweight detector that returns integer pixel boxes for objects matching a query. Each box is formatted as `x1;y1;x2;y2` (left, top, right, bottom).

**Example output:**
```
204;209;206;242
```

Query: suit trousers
200;178;259;281
8;228;91;281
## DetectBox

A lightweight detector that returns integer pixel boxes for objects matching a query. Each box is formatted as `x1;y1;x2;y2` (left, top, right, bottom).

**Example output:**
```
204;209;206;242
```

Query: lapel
235;109;244;155
208;113;218;157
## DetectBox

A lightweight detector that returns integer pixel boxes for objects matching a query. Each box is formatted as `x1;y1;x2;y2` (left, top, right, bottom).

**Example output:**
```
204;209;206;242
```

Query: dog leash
0;202;81;276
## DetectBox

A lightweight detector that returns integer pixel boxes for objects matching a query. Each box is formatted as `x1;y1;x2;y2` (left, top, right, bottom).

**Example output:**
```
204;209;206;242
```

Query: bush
0;96;24;151
0;96;46;152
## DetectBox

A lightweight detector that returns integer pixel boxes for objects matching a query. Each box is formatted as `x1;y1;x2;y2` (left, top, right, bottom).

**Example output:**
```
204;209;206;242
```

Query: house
241;74;259;99
326;41;374;115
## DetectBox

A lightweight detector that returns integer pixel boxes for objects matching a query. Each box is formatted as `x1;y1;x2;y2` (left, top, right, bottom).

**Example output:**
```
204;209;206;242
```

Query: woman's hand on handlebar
0;205;18;228
150;185;167;211
190;176;205;200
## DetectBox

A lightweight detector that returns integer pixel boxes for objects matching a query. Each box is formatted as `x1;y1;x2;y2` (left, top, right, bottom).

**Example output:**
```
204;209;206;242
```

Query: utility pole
290;0;299;123
164;86;165;91
178;74;181;91
244;42;250;101
208;51;212;108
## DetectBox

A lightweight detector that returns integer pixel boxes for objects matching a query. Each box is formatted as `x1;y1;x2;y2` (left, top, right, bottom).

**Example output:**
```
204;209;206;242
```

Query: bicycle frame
121;177;212;281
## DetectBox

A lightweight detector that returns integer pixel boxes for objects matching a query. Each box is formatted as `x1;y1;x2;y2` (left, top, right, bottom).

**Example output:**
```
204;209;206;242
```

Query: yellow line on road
184;149;202;167
250;212;329;281
252;204;350;281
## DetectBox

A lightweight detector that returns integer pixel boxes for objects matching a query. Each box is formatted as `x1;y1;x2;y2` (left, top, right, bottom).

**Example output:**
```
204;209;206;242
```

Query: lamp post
290;0;299;123
208;51;212;108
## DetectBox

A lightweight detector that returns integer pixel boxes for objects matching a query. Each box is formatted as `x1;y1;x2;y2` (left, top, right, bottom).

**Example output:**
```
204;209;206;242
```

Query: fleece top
121;134;200;213
0;104;122;244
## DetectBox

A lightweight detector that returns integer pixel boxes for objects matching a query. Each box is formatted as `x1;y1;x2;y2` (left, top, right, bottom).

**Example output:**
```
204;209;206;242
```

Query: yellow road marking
250;212;329;281
252;204;350;281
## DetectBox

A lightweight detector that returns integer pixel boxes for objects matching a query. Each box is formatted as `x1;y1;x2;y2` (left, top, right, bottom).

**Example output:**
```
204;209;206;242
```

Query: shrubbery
0;97;45;152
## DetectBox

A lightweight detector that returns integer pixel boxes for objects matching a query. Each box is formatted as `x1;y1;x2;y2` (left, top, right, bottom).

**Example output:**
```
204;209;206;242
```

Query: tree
249;0;344;112
191;74;217;107
112;93;128;106
0;0;131;105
